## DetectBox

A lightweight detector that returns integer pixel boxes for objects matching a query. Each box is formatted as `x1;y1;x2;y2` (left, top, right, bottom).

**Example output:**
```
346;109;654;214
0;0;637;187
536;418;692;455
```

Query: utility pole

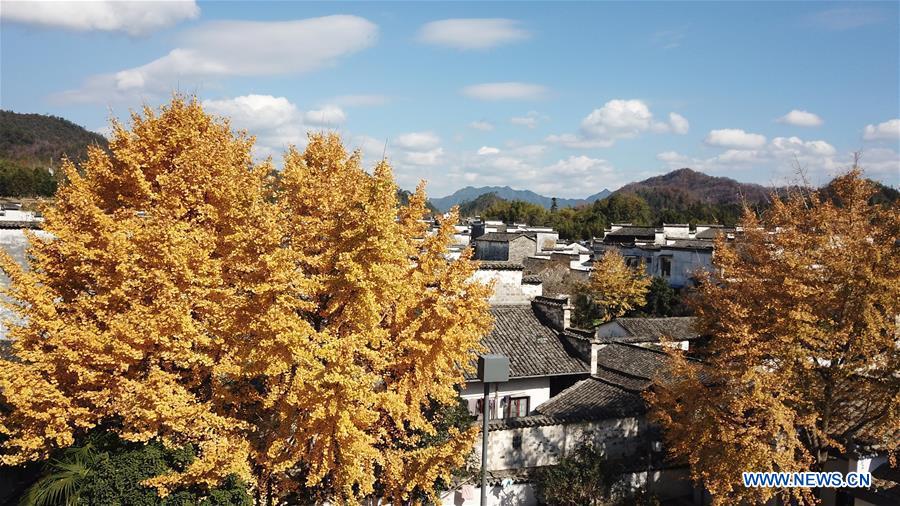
476;354;509;506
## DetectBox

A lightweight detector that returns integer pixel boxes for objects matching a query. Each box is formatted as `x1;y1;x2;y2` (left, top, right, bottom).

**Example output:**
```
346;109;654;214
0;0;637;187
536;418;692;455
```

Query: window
507;396;530;418
659;256;672;277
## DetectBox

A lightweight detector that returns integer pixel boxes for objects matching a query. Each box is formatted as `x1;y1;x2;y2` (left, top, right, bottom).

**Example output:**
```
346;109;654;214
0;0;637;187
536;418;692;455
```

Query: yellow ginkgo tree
0;97;492;505
647;170;900;505
585;249;651;324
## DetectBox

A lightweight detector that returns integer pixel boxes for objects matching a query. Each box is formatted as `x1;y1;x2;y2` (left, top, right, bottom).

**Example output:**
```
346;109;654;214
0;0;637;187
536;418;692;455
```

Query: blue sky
2;1;898;198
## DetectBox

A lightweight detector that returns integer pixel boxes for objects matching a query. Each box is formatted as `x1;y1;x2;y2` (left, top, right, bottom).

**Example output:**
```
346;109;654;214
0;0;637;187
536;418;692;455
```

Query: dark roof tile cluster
476;232;536;243
521;275;542;285
534;376;645;420
610;317;699;341
666;240;715;250
603;227;658;239
595;342;671;383
0;221;42;230
533;343;674;421
695;227;735;240
468;305;588;380
477;261;524;271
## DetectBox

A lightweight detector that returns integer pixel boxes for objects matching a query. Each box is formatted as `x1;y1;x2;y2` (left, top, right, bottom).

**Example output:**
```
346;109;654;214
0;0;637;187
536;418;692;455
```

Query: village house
473;232;539;264
592;223;735;288
445;277;702;505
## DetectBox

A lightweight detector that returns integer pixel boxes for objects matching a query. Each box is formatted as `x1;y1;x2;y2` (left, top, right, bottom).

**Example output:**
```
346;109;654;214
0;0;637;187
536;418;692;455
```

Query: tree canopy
584;250;651;325
0;97;493;505
647;170;900;505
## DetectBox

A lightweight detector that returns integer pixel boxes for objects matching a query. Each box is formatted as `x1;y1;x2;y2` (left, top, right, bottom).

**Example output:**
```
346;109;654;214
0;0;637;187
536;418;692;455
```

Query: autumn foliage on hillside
648;171;900;505
0;97;493;505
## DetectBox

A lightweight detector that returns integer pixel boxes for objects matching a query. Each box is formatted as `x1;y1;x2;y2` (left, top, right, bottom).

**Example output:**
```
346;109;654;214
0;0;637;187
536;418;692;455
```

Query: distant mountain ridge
429;185;611;212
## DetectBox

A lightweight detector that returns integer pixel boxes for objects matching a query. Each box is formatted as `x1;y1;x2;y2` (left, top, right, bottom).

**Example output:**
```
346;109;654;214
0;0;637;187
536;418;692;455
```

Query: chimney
531;295;572;332
590;340;606;376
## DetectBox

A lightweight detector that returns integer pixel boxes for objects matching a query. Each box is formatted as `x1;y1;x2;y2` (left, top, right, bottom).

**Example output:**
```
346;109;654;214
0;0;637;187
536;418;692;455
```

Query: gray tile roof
476;232;536;242
477;261;524;271
534;377;645;420
533;343;673;421
665;240;714;250
610;317;699;341
468;305;588;380
604;227;658;239
595;342;671;383
695;227;735;240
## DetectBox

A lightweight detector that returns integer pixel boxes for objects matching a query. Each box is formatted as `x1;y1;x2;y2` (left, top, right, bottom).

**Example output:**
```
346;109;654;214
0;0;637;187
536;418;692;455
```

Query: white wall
461;377;551;419
479;418;645;471
440;482;536;506
471;269;540;305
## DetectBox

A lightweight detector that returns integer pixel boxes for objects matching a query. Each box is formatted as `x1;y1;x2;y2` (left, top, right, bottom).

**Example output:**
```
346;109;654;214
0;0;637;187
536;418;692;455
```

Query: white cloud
203;94;298;131
201;94;336;158
510;111;544;129
394;132;441;151
509;144;547;157
863;119;900;141
548;99;687;148
469;120;495;131
404;148;444;166
461;82;548;101
387;132;445;167
55;16;378;103
330;94;389;107
656;151;687;163
668;112;690;134
705;129;767;149
304;105;346;126
532;156;628;196
770;136;836;158
808;8;886;31
418;18;530;50
1;0;199;36
858;148;900;178
477;146;500;156
545;133;613;149
658;135;845;183
777;110;824;127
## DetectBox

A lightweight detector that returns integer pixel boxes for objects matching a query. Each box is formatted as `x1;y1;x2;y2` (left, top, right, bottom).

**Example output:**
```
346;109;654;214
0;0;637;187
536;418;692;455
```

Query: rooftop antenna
382;138;388;161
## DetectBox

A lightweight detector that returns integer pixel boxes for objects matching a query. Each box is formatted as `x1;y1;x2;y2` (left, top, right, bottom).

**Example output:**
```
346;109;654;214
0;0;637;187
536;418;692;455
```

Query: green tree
595;193;652;226
631;277;677;317
534;443;622;506
20;432;251;506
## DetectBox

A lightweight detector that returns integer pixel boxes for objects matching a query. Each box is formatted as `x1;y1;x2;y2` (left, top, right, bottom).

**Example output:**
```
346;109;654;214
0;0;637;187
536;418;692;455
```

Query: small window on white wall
508;396;530;418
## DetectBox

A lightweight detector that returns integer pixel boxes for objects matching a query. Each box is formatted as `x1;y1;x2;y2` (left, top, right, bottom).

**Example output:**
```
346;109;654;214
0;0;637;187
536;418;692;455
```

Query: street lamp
476;354;509;506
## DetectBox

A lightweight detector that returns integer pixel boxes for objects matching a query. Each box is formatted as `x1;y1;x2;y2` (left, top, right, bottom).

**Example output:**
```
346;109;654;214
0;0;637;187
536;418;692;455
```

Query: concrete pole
481;381;490;506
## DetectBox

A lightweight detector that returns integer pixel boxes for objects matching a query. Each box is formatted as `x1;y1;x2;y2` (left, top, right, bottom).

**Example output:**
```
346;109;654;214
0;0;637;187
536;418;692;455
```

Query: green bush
20;432;251;506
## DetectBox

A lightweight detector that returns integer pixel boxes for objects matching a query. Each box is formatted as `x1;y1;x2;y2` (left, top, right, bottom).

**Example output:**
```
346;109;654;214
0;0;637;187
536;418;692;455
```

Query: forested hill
613;168;774;206
1;111;108;198
1;111;107;166
608;168;783;225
